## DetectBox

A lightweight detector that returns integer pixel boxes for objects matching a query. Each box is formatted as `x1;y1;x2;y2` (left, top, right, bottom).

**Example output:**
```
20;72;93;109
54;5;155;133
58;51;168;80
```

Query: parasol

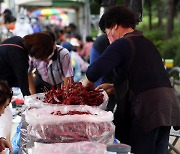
31;8;65;17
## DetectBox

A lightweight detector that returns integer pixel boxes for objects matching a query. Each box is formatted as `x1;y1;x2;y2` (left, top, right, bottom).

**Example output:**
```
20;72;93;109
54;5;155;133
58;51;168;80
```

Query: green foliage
137;16;180;66
158;20;180;66
90;1;100;14
89;0;180;66
91;28;98;38
116;0;124;4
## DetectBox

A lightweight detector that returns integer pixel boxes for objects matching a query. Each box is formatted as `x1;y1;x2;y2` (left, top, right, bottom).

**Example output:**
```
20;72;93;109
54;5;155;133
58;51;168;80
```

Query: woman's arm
0;138;12;154
95;83;115;95
28;73;36;94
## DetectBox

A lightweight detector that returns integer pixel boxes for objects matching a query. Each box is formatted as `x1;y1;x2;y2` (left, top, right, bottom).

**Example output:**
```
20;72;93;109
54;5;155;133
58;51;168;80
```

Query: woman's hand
95;83;114;95
81;76;94;90
0;138;12;154
63;77;74;86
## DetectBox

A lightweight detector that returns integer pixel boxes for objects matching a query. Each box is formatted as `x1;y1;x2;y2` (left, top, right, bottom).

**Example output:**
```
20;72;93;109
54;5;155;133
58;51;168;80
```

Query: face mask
8;24;15;30
19;18;25;24
31;18;37;24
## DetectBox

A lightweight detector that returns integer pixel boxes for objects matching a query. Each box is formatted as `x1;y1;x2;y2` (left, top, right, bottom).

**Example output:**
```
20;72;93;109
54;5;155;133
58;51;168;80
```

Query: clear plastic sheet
19;106;42;154
25;105;113;125
26;105;115;145
32;142;107;154
19;114;29;154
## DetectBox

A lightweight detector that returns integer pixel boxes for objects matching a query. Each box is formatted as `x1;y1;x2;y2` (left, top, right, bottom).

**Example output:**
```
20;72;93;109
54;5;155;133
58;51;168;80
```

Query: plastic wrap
25;105;113;125
24;93;45;108
24;90;109;110
19;113;32;154
19;106;41;154
32;142;107;154
26;105;115;145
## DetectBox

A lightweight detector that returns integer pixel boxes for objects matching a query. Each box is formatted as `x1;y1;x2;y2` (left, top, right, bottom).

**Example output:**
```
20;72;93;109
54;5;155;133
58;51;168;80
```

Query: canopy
31;8;65;17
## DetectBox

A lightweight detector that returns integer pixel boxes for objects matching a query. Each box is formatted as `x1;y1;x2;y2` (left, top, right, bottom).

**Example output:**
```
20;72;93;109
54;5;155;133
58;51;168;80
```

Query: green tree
166;0;175;38
166;0;179;38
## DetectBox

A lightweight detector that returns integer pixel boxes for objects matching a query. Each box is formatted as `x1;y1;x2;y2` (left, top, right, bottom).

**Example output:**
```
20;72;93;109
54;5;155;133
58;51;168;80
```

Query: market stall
19;81;116;153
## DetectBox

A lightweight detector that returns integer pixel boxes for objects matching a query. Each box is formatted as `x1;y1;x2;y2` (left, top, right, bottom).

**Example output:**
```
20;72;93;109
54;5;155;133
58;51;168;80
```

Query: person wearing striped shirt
27;32;73;94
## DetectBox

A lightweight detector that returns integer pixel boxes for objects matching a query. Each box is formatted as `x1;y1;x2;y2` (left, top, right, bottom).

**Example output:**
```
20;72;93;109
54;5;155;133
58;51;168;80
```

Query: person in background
80;36;93;63
0;10;16;42
28;32;73;93
2;9;16;34
90;34;109;87
30;17;42;33
82;5;180;154
70;38;89;77
61;41;82;82
13;14;33;37
66;23;78;38
0;81;13;154
58;29;66;44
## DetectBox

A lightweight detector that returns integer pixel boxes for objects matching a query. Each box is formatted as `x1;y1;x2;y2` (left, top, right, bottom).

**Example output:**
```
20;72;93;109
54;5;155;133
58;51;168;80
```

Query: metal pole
83;0;91;42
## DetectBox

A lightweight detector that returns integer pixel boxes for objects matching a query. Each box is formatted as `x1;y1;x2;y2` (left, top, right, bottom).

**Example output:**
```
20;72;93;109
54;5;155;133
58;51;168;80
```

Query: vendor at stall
28;32;73;94
0;32;72;96
82;5;180;154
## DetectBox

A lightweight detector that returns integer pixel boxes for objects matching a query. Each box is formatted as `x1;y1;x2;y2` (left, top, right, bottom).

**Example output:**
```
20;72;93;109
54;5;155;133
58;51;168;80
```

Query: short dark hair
4;14;16;24
99;5;136;33
23;32;54;60
0;81;12;106
43;31;56;43
3;9;12;16
86;36;93;42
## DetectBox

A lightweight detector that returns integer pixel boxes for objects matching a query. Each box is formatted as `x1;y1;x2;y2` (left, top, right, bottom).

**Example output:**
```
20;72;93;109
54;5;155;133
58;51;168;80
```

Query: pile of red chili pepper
51;110;91;116
29;121;114;144
43;81;104;106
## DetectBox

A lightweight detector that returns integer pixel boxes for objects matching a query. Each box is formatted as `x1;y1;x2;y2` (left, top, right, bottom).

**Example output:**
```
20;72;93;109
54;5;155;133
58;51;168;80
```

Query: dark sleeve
90;45;103;87
8;47;30;96
86;39;131;82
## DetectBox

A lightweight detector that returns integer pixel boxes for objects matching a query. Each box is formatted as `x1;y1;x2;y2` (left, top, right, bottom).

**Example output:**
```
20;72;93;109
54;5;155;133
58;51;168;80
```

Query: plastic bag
24;90;109;110
24;93;45;108
25;105;113;125
32;142;107;154
26;105;115;145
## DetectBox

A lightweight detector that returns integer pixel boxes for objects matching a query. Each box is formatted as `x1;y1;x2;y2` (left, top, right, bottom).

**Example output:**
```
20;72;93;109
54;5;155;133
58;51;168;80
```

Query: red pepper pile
28;121;114;144
51;110;91;116
43;82;104;106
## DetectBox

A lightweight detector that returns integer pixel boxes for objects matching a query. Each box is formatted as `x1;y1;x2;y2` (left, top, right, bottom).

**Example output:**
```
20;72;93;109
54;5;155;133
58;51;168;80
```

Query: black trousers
128;116;170;154
114;107;170;154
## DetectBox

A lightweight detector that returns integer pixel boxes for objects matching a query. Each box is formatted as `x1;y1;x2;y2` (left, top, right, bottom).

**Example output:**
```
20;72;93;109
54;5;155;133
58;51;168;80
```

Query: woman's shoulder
56;45;70;56
1;36;24;48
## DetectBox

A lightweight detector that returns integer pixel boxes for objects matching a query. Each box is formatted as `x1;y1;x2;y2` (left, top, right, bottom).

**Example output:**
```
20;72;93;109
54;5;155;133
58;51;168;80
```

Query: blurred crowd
0;8;94;154
0;9;93;83
0;5;180;154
